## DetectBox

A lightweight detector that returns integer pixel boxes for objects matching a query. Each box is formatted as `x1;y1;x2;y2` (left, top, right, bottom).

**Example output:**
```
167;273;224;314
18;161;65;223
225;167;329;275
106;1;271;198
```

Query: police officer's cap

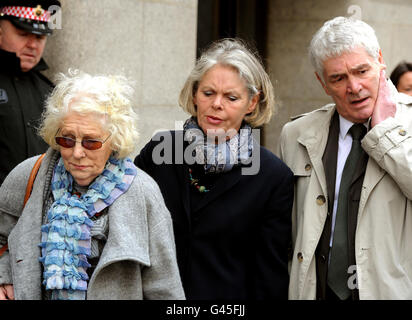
0;0;61;35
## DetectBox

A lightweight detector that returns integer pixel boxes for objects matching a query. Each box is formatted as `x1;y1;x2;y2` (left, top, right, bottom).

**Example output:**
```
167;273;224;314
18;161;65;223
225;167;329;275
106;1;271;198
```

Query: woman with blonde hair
136;38;293;299
0;71;184;300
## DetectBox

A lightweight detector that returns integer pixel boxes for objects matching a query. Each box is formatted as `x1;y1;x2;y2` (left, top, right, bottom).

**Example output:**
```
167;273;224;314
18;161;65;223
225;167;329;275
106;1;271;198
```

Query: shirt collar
339;114;369;139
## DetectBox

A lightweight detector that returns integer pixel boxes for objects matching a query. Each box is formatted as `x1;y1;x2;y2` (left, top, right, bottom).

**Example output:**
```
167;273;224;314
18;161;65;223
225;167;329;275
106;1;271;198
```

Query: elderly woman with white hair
0;71;185;300
135;38;294;299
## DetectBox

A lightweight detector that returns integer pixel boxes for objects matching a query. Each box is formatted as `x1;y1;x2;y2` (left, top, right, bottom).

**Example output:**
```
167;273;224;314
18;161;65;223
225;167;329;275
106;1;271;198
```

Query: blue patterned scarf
183;116;254;173
39;156;137;300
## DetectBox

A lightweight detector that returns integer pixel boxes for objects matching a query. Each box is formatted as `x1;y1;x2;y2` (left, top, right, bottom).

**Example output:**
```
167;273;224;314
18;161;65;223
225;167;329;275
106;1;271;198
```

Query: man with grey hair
278;16;412;300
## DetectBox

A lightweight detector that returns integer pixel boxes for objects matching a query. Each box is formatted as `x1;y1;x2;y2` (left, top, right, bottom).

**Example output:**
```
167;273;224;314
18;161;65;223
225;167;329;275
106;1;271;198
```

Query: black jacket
0;49;52;185
135;131;293;299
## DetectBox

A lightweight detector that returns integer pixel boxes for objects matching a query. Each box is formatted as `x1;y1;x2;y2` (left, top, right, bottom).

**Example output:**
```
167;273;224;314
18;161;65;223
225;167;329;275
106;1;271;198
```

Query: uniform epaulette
289;103;335;121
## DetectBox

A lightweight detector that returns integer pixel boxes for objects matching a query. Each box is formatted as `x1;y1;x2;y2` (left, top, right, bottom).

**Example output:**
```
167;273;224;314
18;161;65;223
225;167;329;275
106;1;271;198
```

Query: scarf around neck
183;116;254;174
39;155;137;300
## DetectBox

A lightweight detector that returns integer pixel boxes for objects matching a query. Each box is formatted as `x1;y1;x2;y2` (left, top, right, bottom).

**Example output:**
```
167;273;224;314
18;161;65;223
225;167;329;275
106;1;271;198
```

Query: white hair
39;70;139;159
309;17;381;77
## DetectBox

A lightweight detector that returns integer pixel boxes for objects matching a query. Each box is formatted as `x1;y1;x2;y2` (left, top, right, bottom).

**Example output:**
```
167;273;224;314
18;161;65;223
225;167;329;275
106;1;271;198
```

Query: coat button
297;252;304;262
321;254;326;262
399;129;407;136
305;164;312;171
316;195;326;205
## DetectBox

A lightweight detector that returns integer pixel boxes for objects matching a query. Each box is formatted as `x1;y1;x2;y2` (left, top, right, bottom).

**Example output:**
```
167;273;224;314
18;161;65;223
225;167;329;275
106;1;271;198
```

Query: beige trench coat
278;83;412;299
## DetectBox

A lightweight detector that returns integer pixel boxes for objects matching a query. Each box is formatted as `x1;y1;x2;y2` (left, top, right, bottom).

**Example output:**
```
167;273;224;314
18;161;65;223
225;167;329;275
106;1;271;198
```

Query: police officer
0;0;60;185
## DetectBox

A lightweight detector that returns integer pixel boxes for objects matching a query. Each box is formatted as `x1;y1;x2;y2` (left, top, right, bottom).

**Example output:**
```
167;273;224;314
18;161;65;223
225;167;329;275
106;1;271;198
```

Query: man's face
0;20;47;72
316;47;384;123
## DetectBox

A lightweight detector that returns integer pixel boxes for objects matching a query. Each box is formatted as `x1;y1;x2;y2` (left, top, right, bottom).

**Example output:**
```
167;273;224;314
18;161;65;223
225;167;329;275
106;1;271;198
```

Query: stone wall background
42;0;412;157
42;0;198;157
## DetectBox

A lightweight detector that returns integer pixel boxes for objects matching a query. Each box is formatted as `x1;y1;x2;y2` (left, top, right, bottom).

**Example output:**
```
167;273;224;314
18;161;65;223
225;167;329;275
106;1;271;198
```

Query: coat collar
296;103;336;148
88;194;151;290
0;48;48;74
296;104;336;198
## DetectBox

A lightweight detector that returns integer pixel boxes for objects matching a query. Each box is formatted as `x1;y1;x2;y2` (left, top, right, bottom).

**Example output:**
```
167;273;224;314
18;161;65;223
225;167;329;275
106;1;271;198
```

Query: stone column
265;0;412;154
42;0;198;155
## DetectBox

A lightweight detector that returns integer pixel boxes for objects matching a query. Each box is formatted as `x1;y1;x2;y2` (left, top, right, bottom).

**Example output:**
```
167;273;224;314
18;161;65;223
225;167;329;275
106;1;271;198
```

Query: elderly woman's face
193;64;258;138
58;112;112;186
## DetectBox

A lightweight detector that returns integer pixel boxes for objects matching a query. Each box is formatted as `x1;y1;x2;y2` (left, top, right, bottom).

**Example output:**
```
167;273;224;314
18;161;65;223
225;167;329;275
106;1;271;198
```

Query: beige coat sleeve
362;105;412;200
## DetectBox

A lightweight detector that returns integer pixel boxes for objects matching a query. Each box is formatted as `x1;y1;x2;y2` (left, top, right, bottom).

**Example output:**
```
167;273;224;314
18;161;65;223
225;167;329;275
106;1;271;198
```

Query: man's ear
315;72;331;96
378;49;387;70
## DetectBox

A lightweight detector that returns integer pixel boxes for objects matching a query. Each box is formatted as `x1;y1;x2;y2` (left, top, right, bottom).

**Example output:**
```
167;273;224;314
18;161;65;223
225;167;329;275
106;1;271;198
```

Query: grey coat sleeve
0;156;38;285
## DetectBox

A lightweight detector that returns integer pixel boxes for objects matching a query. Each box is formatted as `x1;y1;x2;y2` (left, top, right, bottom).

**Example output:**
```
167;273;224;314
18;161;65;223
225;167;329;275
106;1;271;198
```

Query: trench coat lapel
296;106;336;199
322;111;339;213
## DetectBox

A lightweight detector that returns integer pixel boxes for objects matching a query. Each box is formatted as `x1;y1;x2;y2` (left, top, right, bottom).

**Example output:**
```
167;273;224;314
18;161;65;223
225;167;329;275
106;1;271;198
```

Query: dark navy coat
135;130;293;299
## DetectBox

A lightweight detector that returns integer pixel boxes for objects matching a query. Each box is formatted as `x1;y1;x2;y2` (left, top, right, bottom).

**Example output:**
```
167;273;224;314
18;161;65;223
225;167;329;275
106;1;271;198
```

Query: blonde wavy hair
39;70;139;159
179;38;275;128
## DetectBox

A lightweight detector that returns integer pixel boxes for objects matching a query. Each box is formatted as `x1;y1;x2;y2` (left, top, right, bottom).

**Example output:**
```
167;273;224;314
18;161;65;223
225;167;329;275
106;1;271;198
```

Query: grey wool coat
0;149;185;300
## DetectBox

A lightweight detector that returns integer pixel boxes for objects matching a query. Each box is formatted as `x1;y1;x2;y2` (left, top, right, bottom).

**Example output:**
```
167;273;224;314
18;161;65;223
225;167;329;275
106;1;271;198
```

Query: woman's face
193;64;258;139
58;112;112;186
397;71;412;96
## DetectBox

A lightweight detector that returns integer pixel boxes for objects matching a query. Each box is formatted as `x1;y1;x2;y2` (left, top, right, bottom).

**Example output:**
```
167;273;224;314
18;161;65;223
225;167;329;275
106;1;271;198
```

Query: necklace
188;168;210;193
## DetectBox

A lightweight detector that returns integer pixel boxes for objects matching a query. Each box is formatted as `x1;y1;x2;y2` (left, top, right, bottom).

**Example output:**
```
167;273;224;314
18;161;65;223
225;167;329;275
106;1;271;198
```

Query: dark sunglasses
55;133;111;151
